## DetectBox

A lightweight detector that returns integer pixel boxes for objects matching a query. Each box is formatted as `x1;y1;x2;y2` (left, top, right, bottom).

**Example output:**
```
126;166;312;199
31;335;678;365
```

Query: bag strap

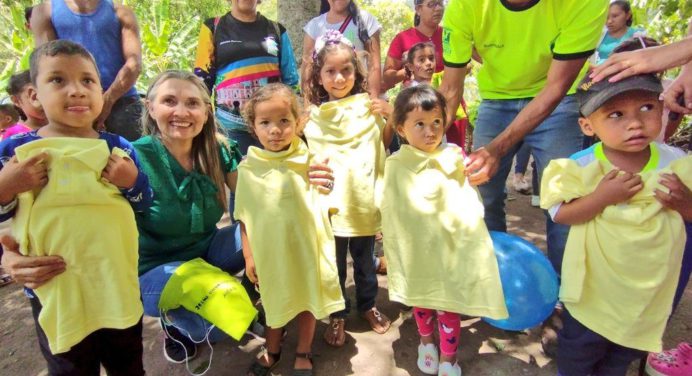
338;15;352;34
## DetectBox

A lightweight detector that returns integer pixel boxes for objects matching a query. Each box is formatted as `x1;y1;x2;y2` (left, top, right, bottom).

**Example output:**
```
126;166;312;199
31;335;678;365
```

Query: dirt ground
1;187;690;376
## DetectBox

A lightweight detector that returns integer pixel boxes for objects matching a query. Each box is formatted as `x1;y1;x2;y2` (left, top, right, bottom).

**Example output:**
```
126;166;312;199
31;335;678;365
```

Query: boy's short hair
0;104;20;124
576;74;662;117
29;40;100;85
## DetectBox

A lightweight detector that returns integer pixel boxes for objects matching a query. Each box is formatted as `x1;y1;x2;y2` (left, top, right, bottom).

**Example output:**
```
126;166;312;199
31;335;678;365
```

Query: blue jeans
332;236;378;317
474;95;583;276
673;221;692;311
139;224;245;342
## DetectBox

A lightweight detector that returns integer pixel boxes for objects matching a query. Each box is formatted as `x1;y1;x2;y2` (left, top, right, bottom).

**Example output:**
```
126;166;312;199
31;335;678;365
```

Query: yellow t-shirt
13;138;142;354
442;0;607;99
541;146;692;352
304;93;386;237
381;144;508;318
234;139;345;327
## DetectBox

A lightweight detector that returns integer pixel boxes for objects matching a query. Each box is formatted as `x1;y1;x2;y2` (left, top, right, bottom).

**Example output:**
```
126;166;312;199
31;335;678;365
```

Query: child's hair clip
313;30;355;61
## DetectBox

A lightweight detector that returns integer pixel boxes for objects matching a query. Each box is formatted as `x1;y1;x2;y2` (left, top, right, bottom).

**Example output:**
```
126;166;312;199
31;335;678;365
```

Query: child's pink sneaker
645;342;692;376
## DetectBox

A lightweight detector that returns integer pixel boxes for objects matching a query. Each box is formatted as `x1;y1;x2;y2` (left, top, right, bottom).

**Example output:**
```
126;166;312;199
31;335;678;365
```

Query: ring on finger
325;180;334;190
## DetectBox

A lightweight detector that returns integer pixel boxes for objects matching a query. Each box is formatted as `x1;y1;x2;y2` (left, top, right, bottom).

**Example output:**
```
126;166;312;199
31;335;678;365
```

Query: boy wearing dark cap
539;73;692;376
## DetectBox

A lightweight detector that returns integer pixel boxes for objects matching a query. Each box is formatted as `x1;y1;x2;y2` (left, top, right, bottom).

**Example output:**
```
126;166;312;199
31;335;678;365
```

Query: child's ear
395;124;406;140
28;87;41;109
9;95;20;107
578;117;595;137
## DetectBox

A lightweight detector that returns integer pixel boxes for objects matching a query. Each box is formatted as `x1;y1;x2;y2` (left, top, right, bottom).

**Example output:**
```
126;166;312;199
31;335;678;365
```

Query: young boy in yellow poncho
0;40;153;374
540;73;692;376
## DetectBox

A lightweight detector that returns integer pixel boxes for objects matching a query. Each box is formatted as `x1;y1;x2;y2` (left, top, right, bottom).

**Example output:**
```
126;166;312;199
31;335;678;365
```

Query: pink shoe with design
645;342;692;376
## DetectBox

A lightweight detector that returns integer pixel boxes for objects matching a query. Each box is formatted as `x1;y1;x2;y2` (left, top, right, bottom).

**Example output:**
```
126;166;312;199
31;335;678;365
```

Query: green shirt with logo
443;0;607;99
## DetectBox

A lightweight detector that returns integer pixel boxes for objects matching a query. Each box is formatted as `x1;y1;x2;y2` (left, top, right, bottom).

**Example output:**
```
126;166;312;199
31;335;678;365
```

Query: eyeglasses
424;1;445;9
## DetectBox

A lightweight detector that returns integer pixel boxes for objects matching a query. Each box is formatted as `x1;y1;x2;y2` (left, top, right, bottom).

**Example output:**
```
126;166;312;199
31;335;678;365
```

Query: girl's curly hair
304;42;368;106
242;83;302;137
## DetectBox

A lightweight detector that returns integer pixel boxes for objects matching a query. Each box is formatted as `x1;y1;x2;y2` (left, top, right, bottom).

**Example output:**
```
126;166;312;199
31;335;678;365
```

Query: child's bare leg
257;327;284;367
295;311;316;370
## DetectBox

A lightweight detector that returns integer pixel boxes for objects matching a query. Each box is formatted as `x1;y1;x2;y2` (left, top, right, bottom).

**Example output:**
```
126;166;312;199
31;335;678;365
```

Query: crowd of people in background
0;1;691;376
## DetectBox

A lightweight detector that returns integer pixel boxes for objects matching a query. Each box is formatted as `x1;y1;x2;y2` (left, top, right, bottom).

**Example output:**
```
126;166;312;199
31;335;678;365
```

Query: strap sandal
247;347;281;376
323;317;346;347
292;352;313;376
362;307;391;334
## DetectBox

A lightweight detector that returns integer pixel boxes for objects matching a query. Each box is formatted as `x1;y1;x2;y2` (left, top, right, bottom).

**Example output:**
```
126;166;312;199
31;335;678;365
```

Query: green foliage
361;0;414;64
632;0;691;44
0;0;36;96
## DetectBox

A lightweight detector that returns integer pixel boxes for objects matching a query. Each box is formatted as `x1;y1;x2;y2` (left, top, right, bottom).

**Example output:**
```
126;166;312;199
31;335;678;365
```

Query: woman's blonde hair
141;70;228;207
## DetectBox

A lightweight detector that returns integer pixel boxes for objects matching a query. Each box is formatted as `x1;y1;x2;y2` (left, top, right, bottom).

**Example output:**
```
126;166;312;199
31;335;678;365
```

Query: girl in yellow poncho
302;30;396;346
382;86;507;376
235;83;344;376
541;73;692;376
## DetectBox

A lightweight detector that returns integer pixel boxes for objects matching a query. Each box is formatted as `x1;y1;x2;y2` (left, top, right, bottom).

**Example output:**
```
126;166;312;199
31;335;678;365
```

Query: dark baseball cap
576;73;663;117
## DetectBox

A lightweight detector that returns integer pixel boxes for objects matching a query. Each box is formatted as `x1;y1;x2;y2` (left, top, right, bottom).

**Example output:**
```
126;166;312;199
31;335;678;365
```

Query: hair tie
312;30;355;61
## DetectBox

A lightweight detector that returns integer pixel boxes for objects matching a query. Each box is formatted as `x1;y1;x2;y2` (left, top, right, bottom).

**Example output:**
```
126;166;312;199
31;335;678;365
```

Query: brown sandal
323;317;346;347
362;307;391;334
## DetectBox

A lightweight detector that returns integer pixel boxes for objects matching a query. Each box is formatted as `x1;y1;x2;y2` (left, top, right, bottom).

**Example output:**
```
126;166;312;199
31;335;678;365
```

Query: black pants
30;297;145;376
557;308;645;376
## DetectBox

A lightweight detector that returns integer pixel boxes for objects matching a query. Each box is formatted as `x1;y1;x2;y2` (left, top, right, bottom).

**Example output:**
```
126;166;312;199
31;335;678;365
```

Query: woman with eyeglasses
383;0;469;149
383;0;445;91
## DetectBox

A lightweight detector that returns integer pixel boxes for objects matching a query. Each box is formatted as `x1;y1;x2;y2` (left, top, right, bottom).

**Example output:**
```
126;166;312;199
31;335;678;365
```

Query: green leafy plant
0;1;35;95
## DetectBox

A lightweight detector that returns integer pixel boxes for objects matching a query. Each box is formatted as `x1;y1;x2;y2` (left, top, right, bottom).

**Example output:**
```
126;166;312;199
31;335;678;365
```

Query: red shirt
387;27;444;73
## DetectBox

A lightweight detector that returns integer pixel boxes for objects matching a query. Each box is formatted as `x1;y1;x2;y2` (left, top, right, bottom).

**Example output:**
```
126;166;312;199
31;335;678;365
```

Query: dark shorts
557;308;645;376
30;296;145;376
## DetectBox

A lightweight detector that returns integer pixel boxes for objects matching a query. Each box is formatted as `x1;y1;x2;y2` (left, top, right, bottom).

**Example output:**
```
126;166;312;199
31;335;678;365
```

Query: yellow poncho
303;93;386;237
381;144;508;318
234;139;345;327
541;147;692;352
13;138;142;354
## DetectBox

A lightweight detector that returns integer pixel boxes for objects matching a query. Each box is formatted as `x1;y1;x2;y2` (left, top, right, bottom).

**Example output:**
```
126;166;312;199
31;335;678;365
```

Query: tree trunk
277;0;321;67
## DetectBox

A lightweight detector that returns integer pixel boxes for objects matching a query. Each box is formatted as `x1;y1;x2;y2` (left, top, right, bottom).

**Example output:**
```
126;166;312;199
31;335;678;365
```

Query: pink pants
413;308;461;356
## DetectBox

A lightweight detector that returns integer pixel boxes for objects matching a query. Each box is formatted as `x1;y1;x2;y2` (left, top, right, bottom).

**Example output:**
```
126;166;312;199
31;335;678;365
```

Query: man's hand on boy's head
0;153;49;203
101;154;138;189
595;169;643;207
655;173;692;221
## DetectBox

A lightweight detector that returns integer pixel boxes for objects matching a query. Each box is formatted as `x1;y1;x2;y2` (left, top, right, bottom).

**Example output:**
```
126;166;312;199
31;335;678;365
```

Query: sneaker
513;174;531;194
438;361;462;376
161;321;197;364
645;342;692;376
531;195;540;207
417;343;439;375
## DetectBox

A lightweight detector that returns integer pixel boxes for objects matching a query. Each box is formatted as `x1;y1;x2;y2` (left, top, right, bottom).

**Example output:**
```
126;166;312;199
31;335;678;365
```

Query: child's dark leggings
30;296;145;376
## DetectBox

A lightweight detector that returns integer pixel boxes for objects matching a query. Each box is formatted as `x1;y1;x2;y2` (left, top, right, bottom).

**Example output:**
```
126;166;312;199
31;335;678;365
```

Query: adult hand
0;153;49;203
464;147;499;186
590;48;663;83
101;154;138;189
654;173;692;221
370;98;393;118
94;95;115;131
661;69;692;115
1;235;65;289
244;256;258;285
309;158;335;193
